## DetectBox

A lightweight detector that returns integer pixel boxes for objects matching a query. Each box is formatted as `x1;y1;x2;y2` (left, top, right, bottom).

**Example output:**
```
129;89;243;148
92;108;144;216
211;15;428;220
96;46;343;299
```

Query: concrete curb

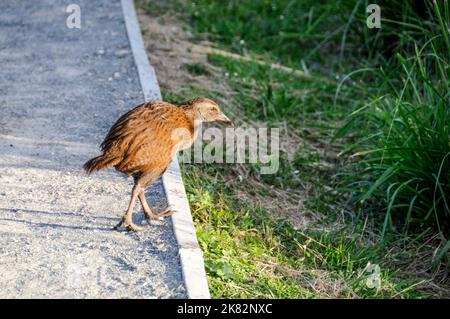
121;0;211;299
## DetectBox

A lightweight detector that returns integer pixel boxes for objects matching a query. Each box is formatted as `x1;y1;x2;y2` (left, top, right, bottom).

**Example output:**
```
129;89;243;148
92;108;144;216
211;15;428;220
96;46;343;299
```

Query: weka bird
84;98;232;231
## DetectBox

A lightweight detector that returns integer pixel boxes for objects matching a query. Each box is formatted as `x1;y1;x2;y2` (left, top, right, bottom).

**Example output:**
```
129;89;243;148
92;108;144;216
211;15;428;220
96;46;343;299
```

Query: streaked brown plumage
84;97;232;231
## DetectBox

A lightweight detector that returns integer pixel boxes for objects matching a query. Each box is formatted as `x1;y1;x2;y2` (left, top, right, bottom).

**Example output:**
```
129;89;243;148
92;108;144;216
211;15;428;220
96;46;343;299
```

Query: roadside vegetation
138;0;450;298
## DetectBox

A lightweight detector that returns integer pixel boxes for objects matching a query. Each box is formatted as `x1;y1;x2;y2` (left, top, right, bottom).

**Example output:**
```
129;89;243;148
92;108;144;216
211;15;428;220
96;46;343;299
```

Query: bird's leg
138;190;159;220
114;184;144;232
138;190;175;220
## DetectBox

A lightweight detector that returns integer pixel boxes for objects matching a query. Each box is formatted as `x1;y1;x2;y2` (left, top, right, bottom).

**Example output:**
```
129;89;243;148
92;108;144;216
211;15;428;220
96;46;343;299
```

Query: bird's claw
145;207;175;220
113;218;145;232
159;208;176;217
126;223;145;232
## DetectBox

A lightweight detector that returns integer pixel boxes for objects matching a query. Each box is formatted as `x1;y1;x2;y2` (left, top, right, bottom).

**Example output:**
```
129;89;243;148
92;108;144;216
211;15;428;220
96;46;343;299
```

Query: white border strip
121;0;210;299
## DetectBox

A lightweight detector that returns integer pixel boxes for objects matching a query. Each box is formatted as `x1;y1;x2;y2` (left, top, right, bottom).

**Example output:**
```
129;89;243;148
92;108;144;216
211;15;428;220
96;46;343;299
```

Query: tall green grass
336;1;450;252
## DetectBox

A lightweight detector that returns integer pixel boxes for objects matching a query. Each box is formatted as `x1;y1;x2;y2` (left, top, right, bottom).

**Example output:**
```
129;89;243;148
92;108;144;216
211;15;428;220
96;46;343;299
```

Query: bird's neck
182;105;202;140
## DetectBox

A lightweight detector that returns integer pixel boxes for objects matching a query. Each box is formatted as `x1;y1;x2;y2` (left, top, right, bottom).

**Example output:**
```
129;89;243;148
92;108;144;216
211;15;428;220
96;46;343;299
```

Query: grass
182;163;426;298
142;0;352;66
334;0;450;248
336;50;450;238
207;54;349;128
138;0;450;298
182;63;211;76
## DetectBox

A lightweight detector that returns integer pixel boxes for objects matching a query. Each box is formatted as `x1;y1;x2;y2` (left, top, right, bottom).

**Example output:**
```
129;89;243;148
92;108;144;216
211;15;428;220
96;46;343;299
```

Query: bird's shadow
0;216;112;232
0;207;117;221
0;207;124;232
0;204;169;234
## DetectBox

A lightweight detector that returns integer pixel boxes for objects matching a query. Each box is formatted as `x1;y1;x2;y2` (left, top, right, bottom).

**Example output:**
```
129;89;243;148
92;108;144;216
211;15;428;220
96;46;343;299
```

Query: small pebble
115;49;129;58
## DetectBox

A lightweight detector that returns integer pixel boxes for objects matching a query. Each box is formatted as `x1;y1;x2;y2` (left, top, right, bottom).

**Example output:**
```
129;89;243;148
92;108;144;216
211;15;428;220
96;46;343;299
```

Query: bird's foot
113;217;145;232
144;207;175;221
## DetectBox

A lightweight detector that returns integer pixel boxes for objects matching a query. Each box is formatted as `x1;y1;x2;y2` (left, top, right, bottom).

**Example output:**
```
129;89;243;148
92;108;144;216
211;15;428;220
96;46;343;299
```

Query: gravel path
0;0;186;298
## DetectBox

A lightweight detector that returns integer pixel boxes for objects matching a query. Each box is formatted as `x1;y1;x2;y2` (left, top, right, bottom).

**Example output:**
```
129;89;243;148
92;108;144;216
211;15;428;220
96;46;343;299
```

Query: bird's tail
83;154;118;174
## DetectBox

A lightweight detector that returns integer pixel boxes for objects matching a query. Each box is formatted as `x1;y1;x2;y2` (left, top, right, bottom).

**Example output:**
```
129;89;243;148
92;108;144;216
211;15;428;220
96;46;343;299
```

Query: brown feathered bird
84;98;232;231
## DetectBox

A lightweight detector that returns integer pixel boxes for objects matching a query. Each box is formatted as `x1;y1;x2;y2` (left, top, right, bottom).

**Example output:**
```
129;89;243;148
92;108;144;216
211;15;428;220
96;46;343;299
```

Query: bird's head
184;97;233;126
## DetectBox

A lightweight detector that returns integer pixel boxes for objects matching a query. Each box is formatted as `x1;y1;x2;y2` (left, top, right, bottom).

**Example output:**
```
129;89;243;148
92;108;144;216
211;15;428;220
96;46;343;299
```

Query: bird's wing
101;101;193;174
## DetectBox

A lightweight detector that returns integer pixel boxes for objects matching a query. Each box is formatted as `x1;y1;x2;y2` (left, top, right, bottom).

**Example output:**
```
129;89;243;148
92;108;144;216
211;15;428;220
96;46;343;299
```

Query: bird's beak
216;113;234;127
